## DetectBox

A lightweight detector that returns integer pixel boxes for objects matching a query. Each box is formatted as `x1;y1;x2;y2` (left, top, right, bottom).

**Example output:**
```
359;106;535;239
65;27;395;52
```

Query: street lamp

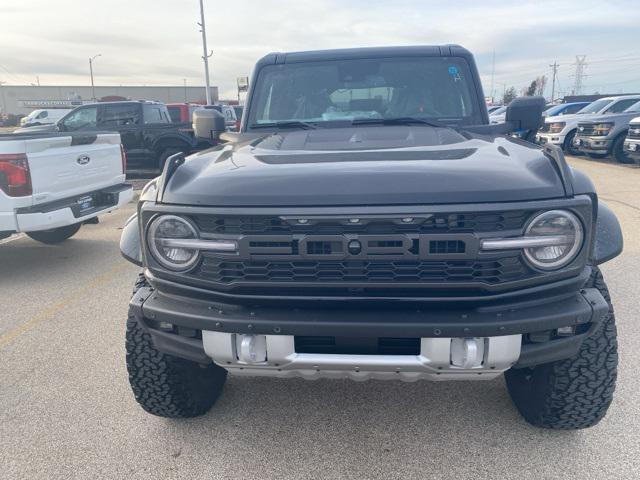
89;54;101;101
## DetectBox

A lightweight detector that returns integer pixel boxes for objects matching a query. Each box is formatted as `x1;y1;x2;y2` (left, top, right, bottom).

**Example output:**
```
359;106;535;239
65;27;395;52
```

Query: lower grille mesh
197;257;529;285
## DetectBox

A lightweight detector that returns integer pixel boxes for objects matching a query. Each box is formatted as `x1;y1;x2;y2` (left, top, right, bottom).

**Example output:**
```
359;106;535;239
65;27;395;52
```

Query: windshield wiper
249;121;317;130
351;117;453;128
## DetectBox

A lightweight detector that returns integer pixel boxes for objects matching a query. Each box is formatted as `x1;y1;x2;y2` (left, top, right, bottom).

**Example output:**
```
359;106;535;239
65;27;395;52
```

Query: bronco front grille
180;211;540;292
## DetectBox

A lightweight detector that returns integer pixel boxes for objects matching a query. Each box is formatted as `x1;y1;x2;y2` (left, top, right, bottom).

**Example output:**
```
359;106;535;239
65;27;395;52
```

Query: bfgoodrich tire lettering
125;274;227;418
505;268;617;429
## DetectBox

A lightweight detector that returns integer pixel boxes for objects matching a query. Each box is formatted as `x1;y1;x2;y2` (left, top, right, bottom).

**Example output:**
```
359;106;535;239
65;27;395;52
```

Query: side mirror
193;108;227;142
506;96;545;131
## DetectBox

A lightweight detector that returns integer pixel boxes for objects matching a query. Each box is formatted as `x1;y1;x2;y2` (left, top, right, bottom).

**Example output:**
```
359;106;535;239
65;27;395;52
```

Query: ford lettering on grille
232;233;478;260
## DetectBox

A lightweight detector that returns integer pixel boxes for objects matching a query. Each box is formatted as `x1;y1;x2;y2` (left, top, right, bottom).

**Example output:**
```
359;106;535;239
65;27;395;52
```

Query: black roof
256;45;472;66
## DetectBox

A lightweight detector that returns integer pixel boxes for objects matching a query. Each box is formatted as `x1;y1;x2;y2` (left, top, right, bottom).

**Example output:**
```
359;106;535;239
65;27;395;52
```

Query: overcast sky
1;0;639;100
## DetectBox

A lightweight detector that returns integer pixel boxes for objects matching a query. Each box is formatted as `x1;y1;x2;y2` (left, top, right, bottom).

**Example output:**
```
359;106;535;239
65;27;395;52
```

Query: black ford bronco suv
121;45;623;429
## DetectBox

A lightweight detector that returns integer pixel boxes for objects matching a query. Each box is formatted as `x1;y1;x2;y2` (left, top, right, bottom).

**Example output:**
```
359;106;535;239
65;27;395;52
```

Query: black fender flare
593;202;623;265
120;213;143;266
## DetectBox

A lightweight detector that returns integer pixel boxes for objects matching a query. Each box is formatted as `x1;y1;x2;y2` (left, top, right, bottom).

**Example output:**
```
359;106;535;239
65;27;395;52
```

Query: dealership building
0;84;219;115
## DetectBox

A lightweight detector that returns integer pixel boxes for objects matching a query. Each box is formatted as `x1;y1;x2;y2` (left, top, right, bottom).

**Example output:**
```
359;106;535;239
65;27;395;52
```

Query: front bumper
624;138;640;159
536;132;566;146
573;136;612;154
129;268;609;378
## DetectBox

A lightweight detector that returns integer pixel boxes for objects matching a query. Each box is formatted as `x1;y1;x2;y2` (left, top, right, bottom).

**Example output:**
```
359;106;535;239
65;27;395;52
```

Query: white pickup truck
0;131;133;244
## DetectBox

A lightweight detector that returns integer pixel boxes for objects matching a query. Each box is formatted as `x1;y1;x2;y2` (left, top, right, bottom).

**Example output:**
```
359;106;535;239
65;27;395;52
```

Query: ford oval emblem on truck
77;154;91;165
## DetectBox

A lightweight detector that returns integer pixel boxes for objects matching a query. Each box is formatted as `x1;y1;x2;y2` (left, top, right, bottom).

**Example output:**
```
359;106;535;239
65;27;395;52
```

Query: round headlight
524;210;583;270
147;215;199;271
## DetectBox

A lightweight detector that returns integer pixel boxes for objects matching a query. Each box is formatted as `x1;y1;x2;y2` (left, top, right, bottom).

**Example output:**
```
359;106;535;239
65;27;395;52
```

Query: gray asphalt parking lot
1;156;639;480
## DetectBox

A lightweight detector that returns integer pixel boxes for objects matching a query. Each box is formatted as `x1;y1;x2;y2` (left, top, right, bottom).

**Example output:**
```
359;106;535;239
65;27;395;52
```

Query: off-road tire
505;268;617;429
563;130;581;156
125;274;227;418
612;134;634;164
26;223;82;244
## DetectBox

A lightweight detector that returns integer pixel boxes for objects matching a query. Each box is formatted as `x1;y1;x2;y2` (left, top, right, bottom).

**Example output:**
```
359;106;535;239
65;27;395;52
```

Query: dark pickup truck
120;45;622;429
19;101;212;171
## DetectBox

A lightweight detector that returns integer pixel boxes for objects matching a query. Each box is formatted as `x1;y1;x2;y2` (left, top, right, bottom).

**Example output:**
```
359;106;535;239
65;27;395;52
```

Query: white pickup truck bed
0;131;133;243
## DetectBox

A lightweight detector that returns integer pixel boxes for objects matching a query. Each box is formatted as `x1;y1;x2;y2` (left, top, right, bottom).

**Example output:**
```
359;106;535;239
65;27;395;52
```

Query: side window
605;99;638;114
99;104;141;127
37;111;48;119
142;105;171;124
563;105;579;114
167;107;181;123
60;107;98;131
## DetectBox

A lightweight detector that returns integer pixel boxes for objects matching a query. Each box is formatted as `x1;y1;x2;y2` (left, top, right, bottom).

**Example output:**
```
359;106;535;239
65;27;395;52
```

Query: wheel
126;274;227;418
612;134;634;164
157;147;186;171
563;130;581;156
587;152;608;159
505;268;618;429
26;223;82;244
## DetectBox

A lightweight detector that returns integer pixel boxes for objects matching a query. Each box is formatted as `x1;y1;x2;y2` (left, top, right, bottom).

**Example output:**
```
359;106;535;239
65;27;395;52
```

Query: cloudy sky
1;0;639;100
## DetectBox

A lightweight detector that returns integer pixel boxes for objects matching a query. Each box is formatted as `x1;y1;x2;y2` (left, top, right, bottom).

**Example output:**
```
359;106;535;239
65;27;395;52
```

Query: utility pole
571;55;587;95
490;50;495;103
0;81;6;114
549;61;559;102
89;54;101;101
198;0;213;105
183;78;188;102
36;76;40;87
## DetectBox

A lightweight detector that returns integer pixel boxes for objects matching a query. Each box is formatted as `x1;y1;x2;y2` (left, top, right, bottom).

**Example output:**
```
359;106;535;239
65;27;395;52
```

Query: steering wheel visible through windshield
248;56;481;128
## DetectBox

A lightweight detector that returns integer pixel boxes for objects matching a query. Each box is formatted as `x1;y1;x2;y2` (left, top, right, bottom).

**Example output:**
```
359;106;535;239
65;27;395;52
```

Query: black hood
162;126;567;207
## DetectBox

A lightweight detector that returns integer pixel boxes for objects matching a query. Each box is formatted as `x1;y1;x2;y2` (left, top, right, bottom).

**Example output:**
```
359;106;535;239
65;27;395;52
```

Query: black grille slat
192;211;530;235
198;257;529;285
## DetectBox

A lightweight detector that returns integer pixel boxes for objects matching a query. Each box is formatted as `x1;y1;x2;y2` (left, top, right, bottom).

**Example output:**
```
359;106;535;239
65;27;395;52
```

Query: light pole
89;54;101;101
198;0;213;105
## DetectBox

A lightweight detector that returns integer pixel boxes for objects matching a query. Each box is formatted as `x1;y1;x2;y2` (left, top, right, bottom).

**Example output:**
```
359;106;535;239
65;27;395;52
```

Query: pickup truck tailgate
25;132;125;205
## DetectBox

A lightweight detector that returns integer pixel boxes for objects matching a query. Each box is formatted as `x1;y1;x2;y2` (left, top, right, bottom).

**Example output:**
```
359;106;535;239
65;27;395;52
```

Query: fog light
556;326;576;337
450;338;484;368
236;334;267;363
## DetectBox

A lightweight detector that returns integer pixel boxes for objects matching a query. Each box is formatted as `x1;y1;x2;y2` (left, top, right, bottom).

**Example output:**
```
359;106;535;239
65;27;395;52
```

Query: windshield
248;56;481;128
544;104;568;116
577;99;613;114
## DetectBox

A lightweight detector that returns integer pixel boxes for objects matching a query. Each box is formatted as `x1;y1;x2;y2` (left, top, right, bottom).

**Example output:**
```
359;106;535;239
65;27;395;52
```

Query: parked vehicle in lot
208;104;243;131
19;109;72;128
623;117;640;163
166;103;203;123
537;95;640;155
543;102;590;118
121;45;622;429
574;100;640;163
489;105;507;123
17;101;210;171
487;105;503;114
0;131;132;243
